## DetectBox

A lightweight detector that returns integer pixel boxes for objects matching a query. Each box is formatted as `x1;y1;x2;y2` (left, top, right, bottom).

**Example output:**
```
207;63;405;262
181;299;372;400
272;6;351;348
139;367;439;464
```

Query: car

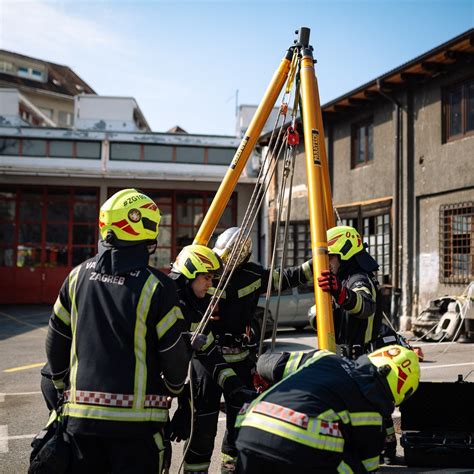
255;283;316;337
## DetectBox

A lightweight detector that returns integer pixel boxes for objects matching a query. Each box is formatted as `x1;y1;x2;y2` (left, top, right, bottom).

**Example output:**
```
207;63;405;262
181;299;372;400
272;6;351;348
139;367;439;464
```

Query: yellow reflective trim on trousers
302;260;313;282
68;265;81;402
134;273;159;410
153;431;164;473
237;279;261;298
53;297;71;326
364;314;374;343
240;411;344;452
63;402;168;422
283;352;304;378
156;305;183;340
217;367;237;388
184;461;211;471
362;455;380;471
337;460;354;474
207;287;226;299
350;412;382;426
223;350;249;363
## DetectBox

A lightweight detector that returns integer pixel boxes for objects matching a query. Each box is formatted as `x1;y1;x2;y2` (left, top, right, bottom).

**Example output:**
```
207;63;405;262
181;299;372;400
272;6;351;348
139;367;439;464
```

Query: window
351;118;373;168
274;221;312;267
58;111;73;127
362;213;391;283
17;65;45;81
0;60;13;73
39;107;53;119
440;202;473;284
444;78;474;141
208;148;235;165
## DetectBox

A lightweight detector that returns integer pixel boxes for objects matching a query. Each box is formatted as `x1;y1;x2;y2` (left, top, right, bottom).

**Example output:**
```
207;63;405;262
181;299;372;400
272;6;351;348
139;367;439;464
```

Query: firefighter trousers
184;356;254;472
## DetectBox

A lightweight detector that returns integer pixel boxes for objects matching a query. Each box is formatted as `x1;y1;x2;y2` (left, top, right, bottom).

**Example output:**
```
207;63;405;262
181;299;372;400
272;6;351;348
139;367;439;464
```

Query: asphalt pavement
1;305;473;473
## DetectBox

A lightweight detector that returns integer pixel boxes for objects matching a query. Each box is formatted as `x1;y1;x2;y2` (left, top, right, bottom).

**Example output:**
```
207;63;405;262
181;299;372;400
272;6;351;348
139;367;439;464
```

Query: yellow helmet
172;245;223;280
368;345;420;406
327;225;363;261
213;227;252;267
99;189;161;244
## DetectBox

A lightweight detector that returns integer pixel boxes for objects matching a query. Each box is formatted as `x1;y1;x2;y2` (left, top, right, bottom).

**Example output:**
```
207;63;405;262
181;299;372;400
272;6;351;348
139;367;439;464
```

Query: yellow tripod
193;27;336;351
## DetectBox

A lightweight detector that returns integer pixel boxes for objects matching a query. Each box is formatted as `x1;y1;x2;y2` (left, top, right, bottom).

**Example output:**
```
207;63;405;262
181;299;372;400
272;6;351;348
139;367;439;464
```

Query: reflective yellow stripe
240;411;344;452
337;460;354;474
237;279;261;298
68;265;81;402
362;455;380;471
223;349;249;363
272;270;280;289
386;425;395;435
347;291;363;314
201;332;214;351
156;305;183;340
134;273;160;409
302;260;313;281
364;314;374;343
350;412;383;426
53;297;71;326
217;368;237;388
63;402;168;423
283;352;304;378
208;287;226;299
337;410;351;424
184;461;210;471
153;431;164;473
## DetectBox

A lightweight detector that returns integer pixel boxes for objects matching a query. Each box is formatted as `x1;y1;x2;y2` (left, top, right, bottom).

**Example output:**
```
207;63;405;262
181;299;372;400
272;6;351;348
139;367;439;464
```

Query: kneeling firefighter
167;245;256;473
38;189;192;473
235;345;420;473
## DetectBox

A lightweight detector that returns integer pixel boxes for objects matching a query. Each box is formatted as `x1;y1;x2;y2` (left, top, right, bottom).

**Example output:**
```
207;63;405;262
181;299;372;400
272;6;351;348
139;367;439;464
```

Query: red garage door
0;185;99;304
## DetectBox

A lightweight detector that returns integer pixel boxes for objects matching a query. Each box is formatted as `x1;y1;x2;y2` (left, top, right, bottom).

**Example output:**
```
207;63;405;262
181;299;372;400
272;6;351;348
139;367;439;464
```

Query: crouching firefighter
316;225;397;464
209;227;314;473
41;189;192;473
235;345;420;474
167;245;256;474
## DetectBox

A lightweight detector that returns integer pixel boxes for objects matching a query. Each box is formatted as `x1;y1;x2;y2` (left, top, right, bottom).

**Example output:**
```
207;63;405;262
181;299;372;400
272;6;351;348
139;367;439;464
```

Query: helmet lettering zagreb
99;189;161;244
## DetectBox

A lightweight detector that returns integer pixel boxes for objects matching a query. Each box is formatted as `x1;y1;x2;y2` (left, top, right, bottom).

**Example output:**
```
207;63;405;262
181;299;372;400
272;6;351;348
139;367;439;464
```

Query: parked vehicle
256;283;315;335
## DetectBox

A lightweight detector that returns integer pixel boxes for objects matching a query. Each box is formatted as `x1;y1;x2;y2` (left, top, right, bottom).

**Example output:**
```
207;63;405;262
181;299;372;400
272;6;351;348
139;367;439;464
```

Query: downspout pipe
377;79;402;326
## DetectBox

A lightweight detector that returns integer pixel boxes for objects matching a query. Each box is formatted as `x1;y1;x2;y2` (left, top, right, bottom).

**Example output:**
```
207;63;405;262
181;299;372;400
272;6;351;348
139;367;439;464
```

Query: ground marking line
4;362;45;373
0;311;47;333
0;391;42;396
422;362;474;370
0;425;7;453
0;433;36;441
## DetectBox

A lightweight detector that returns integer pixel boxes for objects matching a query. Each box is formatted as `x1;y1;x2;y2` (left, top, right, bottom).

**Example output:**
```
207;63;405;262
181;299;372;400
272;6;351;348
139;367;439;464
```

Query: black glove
317;270;347;305
227;386;258;410
168;385;192;442
184;332;208;351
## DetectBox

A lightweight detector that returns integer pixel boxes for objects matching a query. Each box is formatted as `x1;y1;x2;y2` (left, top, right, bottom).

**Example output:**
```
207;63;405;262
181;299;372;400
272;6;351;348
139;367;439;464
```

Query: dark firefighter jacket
46;241;191;436
169;273;244;395
209;260;313;363
333;264;383;349
236;350;393;473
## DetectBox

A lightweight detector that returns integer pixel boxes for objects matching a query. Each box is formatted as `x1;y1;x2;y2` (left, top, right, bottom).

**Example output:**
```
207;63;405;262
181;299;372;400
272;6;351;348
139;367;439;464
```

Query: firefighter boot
381;436;397;465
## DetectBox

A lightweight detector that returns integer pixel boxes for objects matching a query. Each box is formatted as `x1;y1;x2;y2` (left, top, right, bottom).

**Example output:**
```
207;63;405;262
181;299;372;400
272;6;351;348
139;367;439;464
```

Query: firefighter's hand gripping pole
299;30;336;352
193;49;294;246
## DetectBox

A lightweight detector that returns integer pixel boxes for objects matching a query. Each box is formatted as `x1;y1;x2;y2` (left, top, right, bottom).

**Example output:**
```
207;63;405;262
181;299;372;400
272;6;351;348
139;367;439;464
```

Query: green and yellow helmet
172;245;223;280
327;225;364;261
368;345;420;406
99;189;161;244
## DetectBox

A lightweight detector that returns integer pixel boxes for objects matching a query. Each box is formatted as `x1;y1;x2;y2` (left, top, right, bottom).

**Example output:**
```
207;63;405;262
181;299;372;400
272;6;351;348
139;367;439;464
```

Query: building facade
262;29;474;329
0;127;256;303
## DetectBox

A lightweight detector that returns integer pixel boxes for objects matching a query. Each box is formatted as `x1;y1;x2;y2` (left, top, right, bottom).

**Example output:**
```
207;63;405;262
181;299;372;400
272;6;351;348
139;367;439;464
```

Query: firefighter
43;189;191;473
207;227;314;473
235;345;420;473
316;224;396;463
167;245;256;473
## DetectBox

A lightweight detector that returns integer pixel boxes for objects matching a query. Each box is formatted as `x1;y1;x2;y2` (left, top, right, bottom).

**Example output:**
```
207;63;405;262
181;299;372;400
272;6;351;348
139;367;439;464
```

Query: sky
0;0;473;136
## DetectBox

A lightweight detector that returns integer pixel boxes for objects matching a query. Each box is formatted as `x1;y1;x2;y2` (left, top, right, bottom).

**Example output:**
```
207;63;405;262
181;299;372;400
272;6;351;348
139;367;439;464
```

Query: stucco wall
417;188;474;312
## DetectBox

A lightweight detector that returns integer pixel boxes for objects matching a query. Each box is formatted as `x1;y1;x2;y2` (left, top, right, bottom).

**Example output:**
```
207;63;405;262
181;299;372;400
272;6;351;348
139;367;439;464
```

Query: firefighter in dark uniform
316;225;396;463
44;189;191;473
208;227;314;473
235;345;420;473
167;245;256;473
